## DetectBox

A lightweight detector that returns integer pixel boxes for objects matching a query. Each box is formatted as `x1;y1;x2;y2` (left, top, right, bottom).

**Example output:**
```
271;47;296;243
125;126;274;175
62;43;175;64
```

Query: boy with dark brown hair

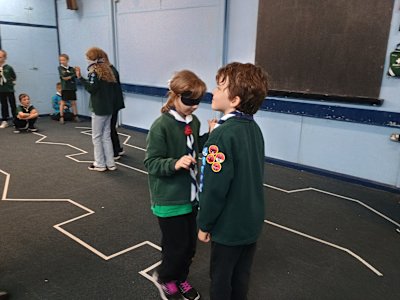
198;62;269;300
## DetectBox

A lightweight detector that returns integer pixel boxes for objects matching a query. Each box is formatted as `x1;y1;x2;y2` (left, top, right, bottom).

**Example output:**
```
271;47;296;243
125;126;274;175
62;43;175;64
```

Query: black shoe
28;126;38;132
13;128;21;134
177;280;200;300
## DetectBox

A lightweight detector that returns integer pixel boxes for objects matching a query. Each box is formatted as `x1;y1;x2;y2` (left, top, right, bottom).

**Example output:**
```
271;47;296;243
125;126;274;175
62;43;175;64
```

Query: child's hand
198;229;211;243
175;155;196;170
208;118;218;132
75;66;81;78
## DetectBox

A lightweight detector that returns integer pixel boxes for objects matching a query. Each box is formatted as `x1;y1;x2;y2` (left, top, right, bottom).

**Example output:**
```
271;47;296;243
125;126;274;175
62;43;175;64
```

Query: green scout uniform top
0;64;16;92
198;116;265;246
58;65;77;91
144;112;208;212
110;65;125;112
79;72;120;116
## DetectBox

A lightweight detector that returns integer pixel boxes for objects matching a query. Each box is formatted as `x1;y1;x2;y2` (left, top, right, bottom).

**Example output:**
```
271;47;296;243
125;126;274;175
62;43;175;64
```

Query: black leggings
0;92;16;121
157;209;198;283
110;111;122;156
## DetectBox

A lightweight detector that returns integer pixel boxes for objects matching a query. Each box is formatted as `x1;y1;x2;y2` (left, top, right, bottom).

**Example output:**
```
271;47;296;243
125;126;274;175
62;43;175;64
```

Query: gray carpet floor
0;116;399;299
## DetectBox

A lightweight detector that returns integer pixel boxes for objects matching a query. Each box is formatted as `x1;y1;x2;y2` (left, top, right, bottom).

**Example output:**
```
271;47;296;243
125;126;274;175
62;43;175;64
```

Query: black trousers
110;111;122;156
14;117;37;129
51;112;74;121
157;209;198;283
0;92;16;121
210;242;257;300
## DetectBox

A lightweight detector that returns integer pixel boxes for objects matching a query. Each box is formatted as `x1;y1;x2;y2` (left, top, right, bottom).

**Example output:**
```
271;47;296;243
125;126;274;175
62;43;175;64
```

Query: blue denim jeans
91;113;114;168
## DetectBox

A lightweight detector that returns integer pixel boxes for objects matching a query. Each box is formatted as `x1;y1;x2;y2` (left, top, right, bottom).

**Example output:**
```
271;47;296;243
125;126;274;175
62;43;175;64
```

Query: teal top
198;117;265;246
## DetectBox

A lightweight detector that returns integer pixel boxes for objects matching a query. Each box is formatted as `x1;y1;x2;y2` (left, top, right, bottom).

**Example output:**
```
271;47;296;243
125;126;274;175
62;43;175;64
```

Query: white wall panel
161;0;220;10
298;117;400;186
115;1;225;89
0;0;56;26
121;94;165;130
1;25;59;114
57;0;114;76
116;0;161;13
256;111;303;161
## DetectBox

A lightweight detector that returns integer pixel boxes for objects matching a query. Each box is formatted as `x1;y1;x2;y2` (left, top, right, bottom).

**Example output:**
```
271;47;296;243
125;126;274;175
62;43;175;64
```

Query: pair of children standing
75;47;124;171
144;62;269;300
59;49;124;170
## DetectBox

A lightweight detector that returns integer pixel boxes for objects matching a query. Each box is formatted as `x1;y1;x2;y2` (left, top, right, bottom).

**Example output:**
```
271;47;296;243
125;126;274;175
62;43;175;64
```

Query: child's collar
168;108;193;124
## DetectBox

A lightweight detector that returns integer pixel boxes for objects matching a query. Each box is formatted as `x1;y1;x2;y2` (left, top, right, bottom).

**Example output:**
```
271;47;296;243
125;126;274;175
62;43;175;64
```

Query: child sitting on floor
51;82;73;121
14;93;39;133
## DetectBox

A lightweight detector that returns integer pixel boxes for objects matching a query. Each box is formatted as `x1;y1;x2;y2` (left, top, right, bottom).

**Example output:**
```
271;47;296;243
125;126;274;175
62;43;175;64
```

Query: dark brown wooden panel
255;0;393;100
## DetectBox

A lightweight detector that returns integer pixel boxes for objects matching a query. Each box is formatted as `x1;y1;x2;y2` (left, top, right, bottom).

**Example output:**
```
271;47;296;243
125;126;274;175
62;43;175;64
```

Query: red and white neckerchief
169;109;198;203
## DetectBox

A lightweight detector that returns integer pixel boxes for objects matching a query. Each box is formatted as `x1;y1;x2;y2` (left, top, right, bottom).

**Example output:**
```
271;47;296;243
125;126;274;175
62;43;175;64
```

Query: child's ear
230;96;241;109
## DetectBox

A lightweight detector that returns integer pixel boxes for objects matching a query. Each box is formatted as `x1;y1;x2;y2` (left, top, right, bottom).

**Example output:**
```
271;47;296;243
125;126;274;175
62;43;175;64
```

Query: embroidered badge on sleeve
207;145;225;173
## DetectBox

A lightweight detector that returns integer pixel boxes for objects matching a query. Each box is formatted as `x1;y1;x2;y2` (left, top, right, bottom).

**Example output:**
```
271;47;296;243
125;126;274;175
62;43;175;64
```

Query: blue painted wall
0;0;59;114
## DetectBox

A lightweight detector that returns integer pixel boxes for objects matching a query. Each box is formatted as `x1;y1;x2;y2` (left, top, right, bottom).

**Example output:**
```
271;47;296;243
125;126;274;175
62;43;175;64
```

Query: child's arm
18;107;38;119
198;230;211;243
52;96;59;111
58;66;75;81
63;67;77;81
144;130;179;176
198;137;234;236
9;66;16;83
76;67;100;94
17;111;28;119
197;119;217;151
27;108;39;119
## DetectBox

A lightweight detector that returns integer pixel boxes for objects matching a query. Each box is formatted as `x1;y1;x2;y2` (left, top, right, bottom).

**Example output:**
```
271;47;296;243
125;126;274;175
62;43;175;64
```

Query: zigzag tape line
1;126;394;280
0;169;160;262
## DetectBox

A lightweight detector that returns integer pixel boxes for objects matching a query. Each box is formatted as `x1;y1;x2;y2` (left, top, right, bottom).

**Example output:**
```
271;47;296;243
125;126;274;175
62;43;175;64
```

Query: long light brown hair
161;70;206;113
86;47;116;83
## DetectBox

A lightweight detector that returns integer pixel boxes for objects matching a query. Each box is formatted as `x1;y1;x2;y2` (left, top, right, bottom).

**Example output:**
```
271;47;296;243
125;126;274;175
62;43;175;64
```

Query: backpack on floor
388;43;400;77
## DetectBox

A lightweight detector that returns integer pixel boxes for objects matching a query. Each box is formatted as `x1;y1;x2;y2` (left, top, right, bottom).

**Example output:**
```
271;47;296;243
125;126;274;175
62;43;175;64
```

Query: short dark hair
216;62;269;115
18;93;29;101
59;53;69;60
0;49;7;58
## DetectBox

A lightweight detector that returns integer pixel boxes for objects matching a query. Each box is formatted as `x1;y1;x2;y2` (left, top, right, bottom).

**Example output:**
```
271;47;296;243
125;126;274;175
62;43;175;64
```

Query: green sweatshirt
198;117;265;246
144;112;208;206
58;65;77;91
0;64;16;93
79;72;118;116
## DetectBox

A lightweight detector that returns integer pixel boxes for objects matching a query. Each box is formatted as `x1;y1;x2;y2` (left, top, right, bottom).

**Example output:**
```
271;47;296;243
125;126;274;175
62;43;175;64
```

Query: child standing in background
0;49;17;129
76;47;117;172
144;70;213;300
58;53;79;124
197;62;269;300
13;93;39;133
101;50;125;159
51;82;73;121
